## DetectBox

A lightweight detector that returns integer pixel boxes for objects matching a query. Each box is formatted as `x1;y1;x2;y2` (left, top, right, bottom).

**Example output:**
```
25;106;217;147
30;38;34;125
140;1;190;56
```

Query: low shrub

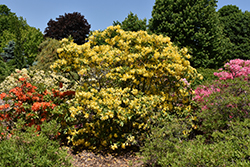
0;119;72;167
0;56;15;83
140;118;250;167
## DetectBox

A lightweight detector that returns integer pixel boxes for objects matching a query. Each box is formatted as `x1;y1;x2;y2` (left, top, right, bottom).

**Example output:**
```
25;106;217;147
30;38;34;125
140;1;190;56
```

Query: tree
44;12;91;45
0;4;11;16
218;5;250;60
21;26;44;65
113;12;147;31
13;17;28;69
148;0;231;69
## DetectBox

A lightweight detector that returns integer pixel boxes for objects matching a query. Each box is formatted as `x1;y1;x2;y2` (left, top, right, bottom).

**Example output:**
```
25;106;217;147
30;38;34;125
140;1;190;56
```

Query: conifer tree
0;40;15;62
149;0;231;69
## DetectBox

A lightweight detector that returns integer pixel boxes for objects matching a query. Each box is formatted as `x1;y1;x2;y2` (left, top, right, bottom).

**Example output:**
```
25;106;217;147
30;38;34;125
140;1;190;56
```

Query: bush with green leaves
0;119;72;167
0;56;15;83
140;117;250;166
191;67;220;89
30;38;60;72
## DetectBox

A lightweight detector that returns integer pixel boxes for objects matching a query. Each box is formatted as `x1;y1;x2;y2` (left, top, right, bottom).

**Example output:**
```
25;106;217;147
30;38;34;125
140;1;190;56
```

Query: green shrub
191;67;220;89
30;38;60;72
0;119;72;167
140;118;250;166
0;56;14;83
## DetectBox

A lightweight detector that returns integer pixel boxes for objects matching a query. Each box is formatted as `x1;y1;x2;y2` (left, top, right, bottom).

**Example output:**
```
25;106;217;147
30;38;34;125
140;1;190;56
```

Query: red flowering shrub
0;77;75;138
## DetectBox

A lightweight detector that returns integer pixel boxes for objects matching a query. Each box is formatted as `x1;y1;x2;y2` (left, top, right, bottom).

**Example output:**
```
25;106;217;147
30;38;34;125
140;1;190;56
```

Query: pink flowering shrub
214;59;250;81
192;59;250;137
195;77;250;137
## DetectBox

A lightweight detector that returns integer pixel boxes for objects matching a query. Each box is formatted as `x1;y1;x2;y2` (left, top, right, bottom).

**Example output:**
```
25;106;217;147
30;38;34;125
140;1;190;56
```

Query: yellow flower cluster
51;25;201;150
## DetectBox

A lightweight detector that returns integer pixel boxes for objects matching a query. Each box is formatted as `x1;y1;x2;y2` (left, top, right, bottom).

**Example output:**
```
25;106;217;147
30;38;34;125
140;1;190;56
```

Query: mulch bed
64;146;146;167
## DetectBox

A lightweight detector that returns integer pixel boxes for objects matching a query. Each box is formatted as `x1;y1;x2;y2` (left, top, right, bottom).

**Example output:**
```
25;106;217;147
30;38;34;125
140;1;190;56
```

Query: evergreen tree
218;5;250;60
148;0;231;69
113;12;147;31
0;40;15;62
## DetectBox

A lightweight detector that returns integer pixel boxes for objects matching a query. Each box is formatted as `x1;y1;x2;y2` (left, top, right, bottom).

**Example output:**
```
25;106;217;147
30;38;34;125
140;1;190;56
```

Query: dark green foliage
218;5;250;60
140;117;250;166
30;38;60;72
148;0;231;69
0;56;14;83
0;40;15;62
191;67;220;89
196;77;250;137
113;12;147;31
0;4;11;16
44;12;91;45
0;119;72;167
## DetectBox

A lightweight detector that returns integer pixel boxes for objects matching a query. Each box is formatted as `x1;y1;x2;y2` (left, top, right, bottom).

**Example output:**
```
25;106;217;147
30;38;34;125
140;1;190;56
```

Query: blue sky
1;0;250;33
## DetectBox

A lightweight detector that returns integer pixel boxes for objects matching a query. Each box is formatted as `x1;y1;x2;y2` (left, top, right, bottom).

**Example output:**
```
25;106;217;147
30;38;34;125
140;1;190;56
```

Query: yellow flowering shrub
50;25;202;151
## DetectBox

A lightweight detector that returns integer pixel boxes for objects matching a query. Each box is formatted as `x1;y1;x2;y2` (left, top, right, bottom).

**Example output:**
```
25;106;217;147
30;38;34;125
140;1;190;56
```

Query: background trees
113;12;147;31
148;0;231;69
218;5;250;60
0;5;44;82
0;5;44;67
44;12;91;45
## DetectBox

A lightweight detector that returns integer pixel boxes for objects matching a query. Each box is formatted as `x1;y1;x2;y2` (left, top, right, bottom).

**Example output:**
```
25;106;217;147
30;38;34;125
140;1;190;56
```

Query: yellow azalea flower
57;48;64;53
114;133;118;138
111;143;118;150
121;143;126;149
84;113;89;119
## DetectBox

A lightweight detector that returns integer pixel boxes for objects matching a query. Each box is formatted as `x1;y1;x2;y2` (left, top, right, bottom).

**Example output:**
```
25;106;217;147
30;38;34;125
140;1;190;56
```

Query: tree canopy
218;5;250;60
148;0;231;69
113;12;147;31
